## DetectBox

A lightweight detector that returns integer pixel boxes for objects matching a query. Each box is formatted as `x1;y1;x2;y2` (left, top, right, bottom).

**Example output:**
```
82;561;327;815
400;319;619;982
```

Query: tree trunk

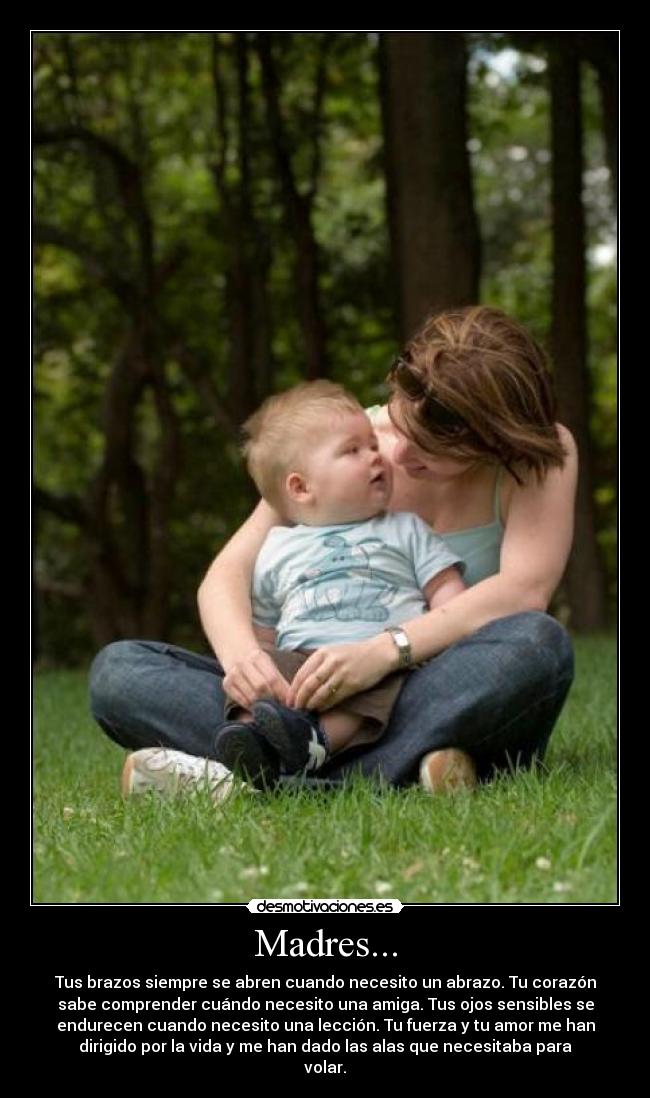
550;41;608;630
573;31;618;203
212;34;275;421
86;332;148;642
593;49;618;204
35;103;182;647
256;34;328;379
379;32;480;342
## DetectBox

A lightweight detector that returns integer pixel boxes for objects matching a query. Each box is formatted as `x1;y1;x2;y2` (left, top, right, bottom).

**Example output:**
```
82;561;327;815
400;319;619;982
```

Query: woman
90;305;577;796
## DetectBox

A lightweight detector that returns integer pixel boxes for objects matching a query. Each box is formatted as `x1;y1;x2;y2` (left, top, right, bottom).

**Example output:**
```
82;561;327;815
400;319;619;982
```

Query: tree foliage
34;31;617;663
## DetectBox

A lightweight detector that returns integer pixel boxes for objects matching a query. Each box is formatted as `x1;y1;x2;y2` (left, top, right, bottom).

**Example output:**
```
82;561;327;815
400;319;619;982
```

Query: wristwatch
384;626;412;669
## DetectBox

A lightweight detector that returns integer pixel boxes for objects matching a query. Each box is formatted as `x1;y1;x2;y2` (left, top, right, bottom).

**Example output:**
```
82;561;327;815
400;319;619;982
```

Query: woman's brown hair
387;305;566;482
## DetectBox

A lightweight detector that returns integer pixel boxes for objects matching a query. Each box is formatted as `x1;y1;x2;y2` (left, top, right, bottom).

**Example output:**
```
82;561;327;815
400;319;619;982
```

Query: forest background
33;30;617;666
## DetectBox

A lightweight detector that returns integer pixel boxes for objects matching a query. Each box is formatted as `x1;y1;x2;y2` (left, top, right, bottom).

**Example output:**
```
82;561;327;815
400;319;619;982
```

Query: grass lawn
33;635;616;905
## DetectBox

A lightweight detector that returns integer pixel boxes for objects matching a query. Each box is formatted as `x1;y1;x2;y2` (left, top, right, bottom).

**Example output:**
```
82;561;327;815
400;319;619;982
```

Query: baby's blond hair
242;380;363;508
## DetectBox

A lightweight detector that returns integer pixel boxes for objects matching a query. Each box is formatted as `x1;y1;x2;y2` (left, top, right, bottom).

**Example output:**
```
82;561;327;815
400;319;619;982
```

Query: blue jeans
89;612;574;786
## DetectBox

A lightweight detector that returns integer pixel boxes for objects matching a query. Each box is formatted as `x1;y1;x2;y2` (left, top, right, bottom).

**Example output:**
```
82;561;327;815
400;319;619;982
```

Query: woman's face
388;399;478;480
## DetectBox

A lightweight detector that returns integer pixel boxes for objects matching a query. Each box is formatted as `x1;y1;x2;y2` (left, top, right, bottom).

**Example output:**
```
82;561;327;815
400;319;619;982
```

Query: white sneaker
121;748;238;803
419;748;477;794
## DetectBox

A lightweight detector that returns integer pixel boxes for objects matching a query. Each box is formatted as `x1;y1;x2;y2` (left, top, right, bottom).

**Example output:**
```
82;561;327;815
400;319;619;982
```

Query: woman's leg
89;641;227;758
322;612;575;786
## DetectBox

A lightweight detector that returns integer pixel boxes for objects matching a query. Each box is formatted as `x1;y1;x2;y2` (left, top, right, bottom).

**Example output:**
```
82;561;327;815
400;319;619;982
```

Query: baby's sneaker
213;721;280;790
252;699;329;774
121;747;238;803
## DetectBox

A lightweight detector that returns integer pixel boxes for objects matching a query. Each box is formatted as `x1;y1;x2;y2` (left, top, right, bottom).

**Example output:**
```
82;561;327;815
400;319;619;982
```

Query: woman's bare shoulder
556;423;578;464
366;404;392;429
500;423;577;522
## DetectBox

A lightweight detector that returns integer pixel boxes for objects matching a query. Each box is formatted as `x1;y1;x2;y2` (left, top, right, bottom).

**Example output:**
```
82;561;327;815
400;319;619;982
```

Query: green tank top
437;471;503;587
366;404;504;587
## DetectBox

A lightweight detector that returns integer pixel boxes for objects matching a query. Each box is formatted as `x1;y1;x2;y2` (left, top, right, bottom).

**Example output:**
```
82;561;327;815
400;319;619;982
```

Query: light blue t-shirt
252;511;464;649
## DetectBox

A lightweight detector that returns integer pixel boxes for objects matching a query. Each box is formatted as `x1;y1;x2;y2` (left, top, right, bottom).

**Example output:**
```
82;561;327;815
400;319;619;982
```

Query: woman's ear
286;471;310;503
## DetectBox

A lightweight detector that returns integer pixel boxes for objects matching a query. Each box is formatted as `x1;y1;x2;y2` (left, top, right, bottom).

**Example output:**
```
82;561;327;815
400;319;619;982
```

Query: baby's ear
285;472;309;502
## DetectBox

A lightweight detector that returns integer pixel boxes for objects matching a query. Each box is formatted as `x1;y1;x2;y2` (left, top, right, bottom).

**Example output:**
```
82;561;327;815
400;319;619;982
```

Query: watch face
386;627;411;666
393;630;410;664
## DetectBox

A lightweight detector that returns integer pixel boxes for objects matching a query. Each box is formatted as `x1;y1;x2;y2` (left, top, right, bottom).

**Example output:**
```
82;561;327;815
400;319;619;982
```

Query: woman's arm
391;431;577;657
197;499;292;707
289;427;578;710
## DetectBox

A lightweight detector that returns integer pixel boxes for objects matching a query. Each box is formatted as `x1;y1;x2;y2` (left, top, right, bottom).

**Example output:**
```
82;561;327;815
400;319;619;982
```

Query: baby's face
297;411;392;524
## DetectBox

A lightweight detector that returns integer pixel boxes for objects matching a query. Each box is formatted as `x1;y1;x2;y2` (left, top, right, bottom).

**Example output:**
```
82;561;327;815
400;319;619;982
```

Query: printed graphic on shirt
292;533;398;623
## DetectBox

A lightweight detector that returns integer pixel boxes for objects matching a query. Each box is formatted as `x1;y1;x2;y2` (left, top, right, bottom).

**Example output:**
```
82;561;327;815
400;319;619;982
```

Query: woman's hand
288;634;397;711
223;648;291;710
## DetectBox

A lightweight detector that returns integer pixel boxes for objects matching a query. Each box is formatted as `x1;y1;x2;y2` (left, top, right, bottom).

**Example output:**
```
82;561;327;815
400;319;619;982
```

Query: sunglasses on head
387;357;467;431
388;358;520;480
